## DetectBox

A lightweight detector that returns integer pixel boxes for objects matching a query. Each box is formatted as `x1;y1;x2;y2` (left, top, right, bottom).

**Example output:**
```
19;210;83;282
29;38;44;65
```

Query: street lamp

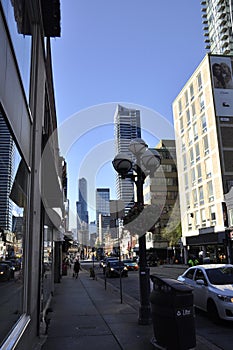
112;138;161;325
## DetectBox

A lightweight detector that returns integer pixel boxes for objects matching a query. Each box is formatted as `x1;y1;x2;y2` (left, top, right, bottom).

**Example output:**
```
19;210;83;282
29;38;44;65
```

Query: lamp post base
138;266;152;325
138;305;152;325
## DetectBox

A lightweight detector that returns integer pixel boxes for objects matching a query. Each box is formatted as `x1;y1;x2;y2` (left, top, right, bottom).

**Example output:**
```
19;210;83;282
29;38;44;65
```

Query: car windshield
206;267;233;285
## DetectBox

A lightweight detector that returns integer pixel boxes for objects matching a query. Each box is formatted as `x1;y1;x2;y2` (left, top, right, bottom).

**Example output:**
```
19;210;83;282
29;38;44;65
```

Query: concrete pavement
37;267;222;350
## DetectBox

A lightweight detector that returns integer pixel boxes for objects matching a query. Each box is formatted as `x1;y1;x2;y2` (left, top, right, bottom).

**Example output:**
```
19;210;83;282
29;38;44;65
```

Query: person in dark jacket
73;259;81;279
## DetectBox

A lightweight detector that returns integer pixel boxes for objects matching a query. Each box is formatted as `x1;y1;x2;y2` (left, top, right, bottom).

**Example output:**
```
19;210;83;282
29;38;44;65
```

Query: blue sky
51;1;206;226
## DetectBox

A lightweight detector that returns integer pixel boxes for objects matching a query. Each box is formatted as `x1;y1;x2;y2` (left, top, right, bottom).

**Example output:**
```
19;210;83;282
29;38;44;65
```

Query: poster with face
210;55;233;116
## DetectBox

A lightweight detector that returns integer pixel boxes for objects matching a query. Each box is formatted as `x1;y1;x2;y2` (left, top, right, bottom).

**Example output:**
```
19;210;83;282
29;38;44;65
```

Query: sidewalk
38;269;221;350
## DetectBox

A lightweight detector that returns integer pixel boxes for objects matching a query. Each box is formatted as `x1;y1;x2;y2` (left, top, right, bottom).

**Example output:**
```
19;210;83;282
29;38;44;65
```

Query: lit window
207;181;214;201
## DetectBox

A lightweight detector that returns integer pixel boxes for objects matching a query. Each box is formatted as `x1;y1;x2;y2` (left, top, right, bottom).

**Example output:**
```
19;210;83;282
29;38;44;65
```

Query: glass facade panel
1;1;31;99
0;114;28;345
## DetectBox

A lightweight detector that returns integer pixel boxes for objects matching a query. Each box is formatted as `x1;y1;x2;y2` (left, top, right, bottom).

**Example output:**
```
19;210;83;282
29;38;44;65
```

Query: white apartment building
201;0;233;55
173;53;233;264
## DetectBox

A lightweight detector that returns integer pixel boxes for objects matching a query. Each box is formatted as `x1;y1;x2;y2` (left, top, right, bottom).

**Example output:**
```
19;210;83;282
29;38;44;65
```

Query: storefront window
42;225;53;311
0;114;28;345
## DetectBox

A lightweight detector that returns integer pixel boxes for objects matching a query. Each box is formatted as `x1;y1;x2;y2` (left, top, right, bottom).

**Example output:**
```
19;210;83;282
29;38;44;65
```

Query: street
82;261;233;350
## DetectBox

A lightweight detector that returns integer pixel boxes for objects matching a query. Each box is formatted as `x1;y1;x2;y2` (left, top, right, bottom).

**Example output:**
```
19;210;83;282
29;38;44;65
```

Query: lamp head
141;148;161;174
128;138;148;156
112;153;132;176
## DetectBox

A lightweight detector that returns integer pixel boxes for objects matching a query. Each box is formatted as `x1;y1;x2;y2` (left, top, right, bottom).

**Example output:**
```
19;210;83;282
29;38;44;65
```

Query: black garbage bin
150;275;196;350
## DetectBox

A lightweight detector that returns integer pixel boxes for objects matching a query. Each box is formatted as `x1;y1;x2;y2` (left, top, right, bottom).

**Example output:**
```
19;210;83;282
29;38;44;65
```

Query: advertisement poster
210;55;233;116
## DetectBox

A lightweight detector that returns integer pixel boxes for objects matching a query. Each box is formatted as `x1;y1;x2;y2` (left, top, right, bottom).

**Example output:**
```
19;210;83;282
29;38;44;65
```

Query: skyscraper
114;104;141;212
96;188;110;243
76;177;88;229
0;113;14;231
201;0;233;54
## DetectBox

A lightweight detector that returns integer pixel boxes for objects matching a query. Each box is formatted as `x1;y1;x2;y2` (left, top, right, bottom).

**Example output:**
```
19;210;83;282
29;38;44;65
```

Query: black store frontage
186;227;233;264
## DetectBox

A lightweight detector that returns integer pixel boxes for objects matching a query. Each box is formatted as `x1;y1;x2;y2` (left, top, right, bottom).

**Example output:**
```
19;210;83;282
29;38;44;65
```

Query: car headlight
217;294;233;303
110;268;114;271
0;271;3;275
123;267;127;271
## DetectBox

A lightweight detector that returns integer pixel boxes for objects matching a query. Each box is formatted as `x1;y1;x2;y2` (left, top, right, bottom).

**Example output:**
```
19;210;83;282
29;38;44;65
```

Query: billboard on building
210;55;233;116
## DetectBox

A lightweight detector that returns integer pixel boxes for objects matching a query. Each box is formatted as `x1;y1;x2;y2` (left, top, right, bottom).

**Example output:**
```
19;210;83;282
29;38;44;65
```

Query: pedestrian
73;259;81;279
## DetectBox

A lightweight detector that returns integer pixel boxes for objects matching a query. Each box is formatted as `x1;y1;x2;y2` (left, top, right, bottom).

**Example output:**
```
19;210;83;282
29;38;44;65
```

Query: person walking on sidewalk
73;258;81;279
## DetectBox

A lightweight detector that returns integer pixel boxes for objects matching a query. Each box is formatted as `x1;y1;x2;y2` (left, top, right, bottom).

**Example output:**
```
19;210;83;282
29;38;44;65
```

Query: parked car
123;259;139;271
0;262;11;281
9;258;21;271
105;260;128;278
177;264;233;322
146;253;158;267
1;260;15;278
100;257;119;274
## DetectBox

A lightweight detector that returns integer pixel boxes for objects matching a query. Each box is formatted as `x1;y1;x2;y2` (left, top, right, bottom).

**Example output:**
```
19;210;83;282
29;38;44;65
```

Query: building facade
173;53;233;264
0;2;64;349
77;177;88;226
144;140;180;261
201;0;233;55
96;188;110;245
0;113;14;232
114;104;141;213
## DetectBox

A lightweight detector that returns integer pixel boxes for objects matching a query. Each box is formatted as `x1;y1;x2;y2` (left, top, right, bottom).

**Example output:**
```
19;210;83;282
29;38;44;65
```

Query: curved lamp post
112;138;161;325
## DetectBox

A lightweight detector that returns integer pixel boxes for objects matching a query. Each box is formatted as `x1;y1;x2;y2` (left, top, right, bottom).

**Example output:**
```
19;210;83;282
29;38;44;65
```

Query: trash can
150;275;196;350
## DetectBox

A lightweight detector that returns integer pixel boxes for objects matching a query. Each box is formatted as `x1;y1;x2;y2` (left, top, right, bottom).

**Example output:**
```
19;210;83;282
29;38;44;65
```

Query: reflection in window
184;173;189;190
195;210;201;227
178;99;182;115
199;186;204;205
186;109;191;126
189;83;194;101
0;113;28;345
185;90;189;106
42;226;53;312
1;1;31;99
190;147;194;166
203;135;209;155
191;168;196;185
201;114;207;133
207;181;214;202
228;208;233;226
180;116;184;133
195;143;200;161
197;72;203;91
192;188;198;207
197;164;202;182
205;158;212;178
210;205;216;224
186;192;190;209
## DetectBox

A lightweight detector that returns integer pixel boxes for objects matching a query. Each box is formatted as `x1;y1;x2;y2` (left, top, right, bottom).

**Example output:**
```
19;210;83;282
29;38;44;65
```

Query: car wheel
207;299;220;324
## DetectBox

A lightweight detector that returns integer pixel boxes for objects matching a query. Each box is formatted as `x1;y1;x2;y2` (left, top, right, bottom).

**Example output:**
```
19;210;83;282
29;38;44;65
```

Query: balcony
222;41;229;48
221;32;229;41
218;11;227;19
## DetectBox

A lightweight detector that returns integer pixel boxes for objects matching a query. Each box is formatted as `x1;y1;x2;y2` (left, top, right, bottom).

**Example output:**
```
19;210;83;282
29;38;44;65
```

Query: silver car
177;264;233;322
